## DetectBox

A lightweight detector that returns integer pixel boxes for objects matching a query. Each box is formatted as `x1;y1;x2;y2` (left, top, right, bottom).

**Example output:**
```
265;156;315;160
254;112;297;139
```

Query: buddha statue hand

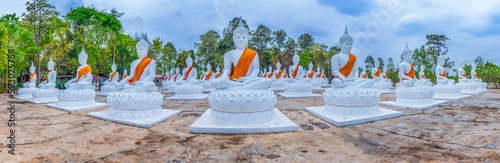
211;76;230;89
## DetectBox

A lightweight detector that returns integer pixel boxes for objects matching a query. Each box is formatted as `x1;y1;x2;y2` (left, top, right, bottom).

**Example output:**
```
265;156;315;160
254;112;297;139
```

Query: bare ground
0;89;499;162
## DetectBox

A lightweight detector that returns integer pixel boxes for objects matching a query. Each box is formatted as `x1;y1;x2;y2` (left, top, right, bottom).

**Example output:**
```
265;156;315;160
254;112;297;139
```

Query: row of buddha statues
16;19;489;133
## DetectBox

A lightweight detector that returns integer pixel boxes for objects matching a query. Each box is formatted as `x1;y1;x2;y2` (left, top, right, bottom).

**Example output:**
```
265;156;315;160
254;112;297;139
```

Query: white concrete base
321;84;332;88
189;108;298;134
461;90;483;95
311;88;325;91
46;102;108;112
269;87;284;91
380;100;447;110
305;106;403;127
277;93;322;98
25;98;58;104
376;89;394;94
95;91;111;96
165;95;208;100
87;109;181;128
16;97;31;100
433;95;470;100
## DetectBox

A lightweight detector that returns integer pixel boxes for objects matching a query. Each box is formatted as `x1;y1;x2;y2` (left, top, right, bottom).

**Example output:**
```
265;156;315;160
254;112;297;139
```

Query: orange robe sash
263;73;268;78
183;66;194;80
421;73;425;79
334;54;356;79
46;70;54;83
216;72;222;78
317;72;322;78
29;73;36;83
322;73;325;78
374;68;381;77
110;71;118;81
474;71;477;77
230;48;257;80
383;74;387;78
284;73;288;78
402;63;415;81
292;64;300;79
76;65;92;82
123;75;128;79
129;57;152;84
174;74;180;81
308;70;315;78
205;71;213;81
440;69;446;78
276;70;283;79
268;71;274;78
362;73;367;78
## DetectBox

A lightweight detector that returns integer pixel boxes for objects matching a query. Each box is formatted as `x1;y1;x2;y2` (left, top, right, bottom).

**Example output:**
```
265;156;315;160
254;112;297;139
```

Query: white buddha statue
436;56;455;85
202;63;215;81
359;67;367;79
471;64;479;81
65;47;93;89
305;62;315;79
178;54;199;85
23;63;37;88
457;60;468;83
288;52;306;81
215;67;222;79
39;58;56;89
331;26;373;88
99;63;120;95
418;65;426;80
122;69;128;80
380;66;388;81
211;19;272;90
267;65;273;78
274;61;284;79
398;43;429;87
160;68;170;89
262;69;268;78
371;60;382;81
116;39;157;92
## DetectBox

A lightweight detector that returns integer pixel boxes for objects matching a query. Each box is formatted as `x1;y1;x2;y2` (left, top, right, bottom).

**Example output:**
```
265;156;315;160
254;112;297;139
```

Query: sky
1;0;500;67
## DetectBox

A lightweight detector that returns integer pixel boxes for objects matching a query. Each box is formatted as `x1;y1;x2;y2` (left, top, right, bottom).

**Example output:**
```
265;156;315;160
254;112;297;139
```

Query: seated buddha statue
23;63;37;88
470;63;481;82
211;19;271;89
267;66;274;79
103;63;119;86
65;47;94;90
39;58;57;89
288;52;308;82
122;69;128;80
331;25;373;88
359;67;367;79
436;56;455;85
177;54;200;85
215;67;222;79
202;63;215;81
304;62;315;79
274;61;284;79
371;60;382;81
398;43;429;87
457;60;469;83
116;39;157;92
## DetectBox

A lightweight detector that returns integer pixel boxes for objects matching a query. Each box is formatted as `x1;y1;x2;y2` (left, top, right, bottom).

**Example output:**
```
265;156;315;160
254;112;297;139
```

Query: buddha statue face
472;64;476;70
111;63;117;72
375;60;380;68
383;66;387;73
402;43;412;62
136;39;149;58
186;54;193;67
420;65;425;72
79;47;88;65
437;56;445;66
268;65;272;72
170;69;174;74
47;58;54;70
339;25;353;54
216;67;220;72
293;52;300;65
459;60;465;68
29;62;35;73
233;19;249;49
276;61;281;70
308;62;313;70
124;69;128;75
207;63;212;71
175;67;180;74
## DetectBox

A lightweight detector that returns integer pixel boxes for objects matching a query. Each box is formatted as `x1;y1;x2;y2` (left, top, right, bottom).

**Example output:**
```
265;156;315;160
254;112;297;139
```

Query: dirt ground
0;89;499;162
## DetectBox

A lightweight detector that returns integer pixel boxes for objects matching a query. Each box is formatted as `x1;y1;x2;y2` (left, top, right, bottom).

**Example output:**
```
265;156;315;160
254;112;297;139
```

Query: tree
195;30;222;71
22;0;59;84
425;34;454;68
272;29;287;49
297;33;314;50
387;57;395;72
364;55;375;71
474;56;484;66
376;57;384;70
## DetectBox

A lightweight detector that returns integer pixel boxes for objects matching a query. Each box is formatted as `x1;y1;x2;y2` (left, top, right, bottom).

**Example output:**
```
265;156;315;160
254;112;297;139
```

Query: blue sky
2;0;500;67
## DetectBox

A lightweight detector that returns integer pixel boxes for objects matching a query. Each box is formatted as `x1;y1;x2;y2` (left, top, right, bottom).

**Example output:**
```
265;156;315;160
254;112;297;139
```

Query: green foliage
364;55;374;70
299;49;310;69
298;33;314;50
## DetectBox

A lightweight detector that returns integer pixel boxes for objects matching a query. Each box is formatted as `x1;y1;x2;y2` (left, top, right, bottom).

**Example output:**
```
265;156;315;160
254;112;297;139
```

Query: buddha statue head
472;63;476;70
186;54;193;67
268;65;272;72
170;69;174;74
276;61;281;70
124;69;128;75
233;18;249;49
175;67;180;74
136;39;149;58
361;66;365;72
339;25;353;54
420;65;425;72
30;62;35;73
437;56;445;67
459;60;465;68
206;63;212;72
47;57;54;70
402;42;412;62
308;62;313;70
111;62;117;72
216;67;220;72
293;52;300;65
383;65;387;73
375;60;380;69
79;47;88;65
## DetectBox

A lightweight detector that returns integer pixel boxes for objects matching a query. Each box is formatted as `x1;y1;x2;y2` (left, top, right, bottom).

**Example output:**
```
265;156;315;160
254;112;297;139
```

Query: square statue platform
269;88;284;91
25;98;58;104
87;109;181;128
380;100;447;110
461;90;483;95
165;95;208;100
46;102;108;112
305;106;404;127
277;93;322;98
433;95;470;100
189;108;299;134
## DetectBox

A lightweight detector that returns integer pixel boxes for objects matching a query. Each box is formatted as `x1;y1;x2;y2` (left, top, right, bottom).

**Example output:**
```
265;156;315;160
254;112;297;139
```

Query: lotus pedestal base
46;103;108;112
16;87;38;99
189;108;298;134
88;109;180;128
26;89;58;104
380;100;447;110
165;85;208;100
433;94;470;100
46;89;107;112
305;106;403;127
